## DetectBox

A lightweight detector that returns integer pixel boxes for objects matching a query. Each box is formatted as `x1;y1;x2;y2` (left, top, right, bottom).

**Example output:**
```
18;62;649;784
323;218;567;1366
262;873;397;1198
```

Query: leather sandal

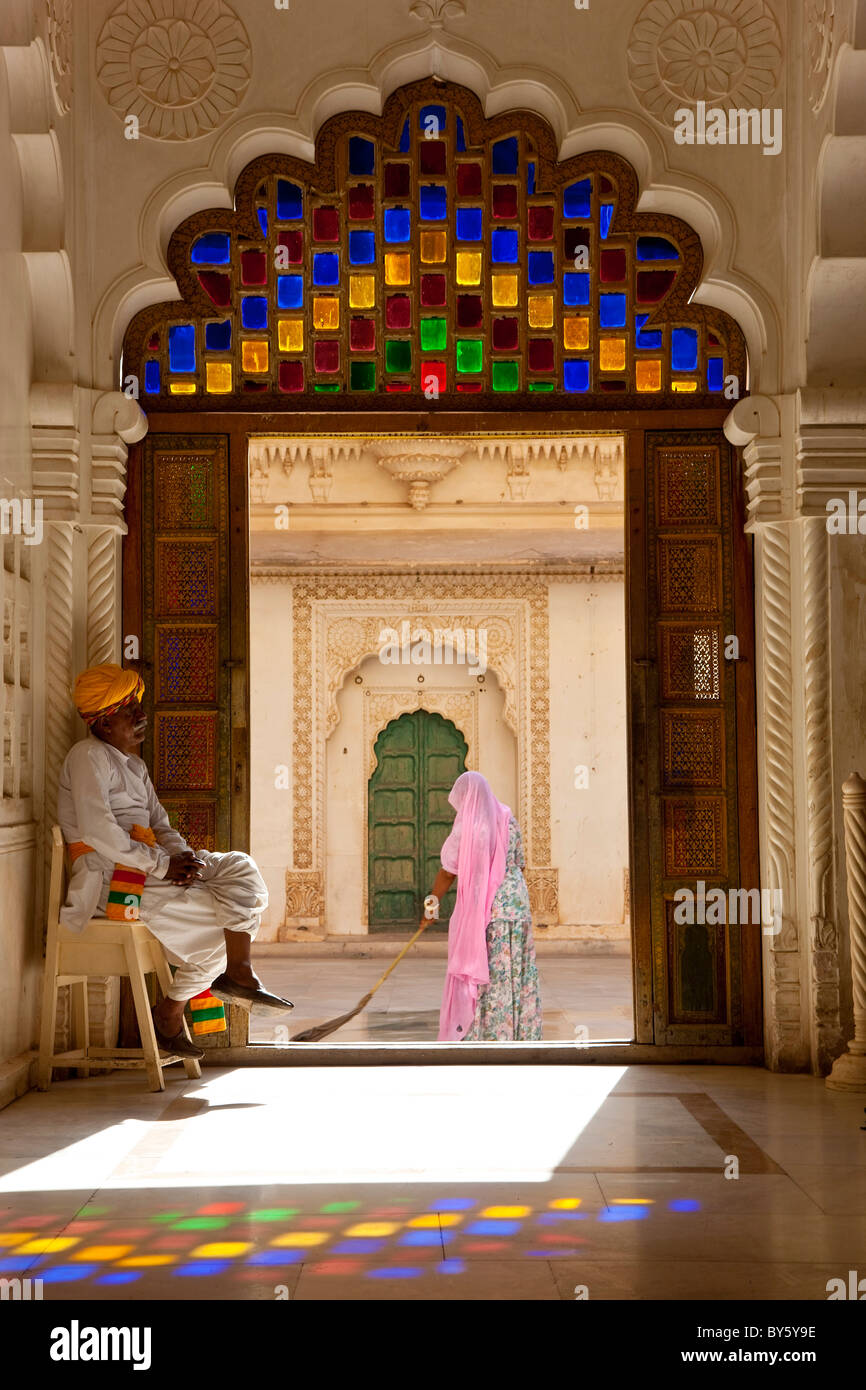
209;973;294;1015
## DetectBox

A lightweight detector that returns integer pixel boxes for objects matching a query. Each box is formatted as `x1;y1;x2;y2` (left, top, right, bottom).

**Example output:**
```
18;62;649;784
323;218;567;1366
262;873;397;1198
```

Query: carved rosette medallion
96;0;251;141
628;0;783;129
47;0;73;115
805;0;836;113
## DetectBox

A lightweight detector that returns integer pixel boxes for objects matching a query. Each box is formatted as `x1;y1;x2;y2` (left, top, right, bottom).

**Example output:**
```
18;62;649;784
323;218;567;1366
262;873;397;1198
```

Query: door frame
125;403;762;1060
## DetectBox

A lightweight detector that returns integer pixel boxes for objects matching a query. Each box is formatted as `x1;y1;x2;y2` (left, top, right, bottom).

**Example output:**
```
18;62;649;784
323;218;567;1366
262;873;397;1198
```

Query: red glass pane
457;295;483;328
599;176;614;194
350;317;376;351
600;249;627;282
564;227;592;258
419;141;447;175
492;316;519;350
422;361;446;394
456;382;483;392
637;269;677;303
277;231;303;264
386;295;412;329
147;333;160;350
279;361;304;392
600;380;627;391
314;341;340;373
457;164;483;197
313;207;340;242
708;332;720;346
383;165;410;198
492;186;518;219
198;272;231;307
528;207;554;241
348;185;375;219
242;381;268;391
385;381;411;392
528;338;554;372
420;275;446;306
241;250;267;285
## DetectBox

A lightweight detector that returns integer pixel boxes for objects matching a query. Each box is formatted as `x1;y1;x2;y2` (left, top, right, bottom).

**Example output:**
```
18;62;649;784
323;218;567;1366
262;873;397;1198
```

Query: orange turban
74;664;145;726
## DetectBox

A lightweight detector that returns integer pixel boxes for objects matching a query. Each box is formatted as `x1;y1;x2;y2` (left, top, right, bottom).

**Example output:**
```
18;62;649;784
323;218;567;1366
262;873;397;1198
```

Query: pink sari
438;771;512;1042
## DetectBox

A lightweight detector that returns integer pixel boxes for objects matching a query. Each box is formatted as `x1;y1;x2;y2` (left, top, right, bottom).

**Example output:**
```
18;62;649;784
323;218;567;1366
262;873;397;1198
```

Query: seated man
57;663;292;1059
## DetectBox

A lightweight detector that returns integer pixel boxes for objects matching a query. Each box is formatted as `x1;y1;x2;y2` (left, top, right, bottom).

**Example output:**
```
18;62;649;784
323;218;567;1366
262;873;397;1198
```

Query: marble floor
0;1064;863;1301
249;954;634;1043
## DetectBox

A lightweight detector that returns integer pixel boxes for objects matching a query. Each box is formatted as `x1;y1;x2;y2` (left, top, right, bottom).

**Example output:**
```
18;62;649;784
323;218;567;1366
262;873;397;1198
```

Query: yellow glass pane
492;273;518;307
564;316;590;350
529;295;554;329
206;361;233;394
421;231;447;264
349;275;375;309
242;340;269;373
672;379;698;392
278;319;304;353
385;253;411;286
313;297;340;330
599;337;626;372
456;252;482;286
169;382;196;395
635;359;662;392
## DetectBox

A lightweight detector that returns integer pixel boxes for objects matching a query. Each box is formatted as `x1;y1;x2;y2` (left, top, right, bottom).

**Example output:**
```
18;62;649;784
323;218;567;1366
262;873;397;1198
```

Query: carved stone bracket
525;867;559;925
282;870;325;933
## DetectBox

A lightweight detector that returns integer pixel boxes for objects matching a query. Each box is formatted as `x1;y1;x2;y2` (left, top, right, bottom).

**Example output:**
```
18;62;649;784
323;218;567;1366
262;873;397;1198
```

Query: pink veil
437;771;511;1042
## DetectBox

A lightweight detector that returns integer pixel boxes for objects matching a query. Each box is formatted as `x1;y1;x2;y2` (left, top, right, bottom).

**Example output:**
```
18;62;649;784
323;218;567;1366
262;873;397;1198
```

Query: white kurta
56;735;267;1001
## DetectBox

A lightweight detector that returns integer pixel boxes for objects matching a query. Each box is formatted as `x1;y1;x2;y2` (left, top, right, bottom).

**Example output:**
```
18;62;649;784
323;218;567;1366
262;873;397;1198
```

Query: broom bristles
290;992;373;1042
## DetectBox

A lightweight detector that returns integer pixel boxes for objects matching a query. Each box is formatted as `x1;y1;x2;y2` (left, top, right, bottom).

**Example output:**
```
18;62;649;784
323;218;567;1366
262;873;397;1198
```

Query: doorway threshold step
254;935;630;959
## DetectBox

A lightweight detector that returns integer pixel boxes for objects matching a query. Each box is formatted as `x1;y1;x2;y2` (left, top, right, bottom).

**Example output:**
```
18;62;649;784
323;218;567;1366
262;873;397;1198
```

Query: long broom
291;919;432;1042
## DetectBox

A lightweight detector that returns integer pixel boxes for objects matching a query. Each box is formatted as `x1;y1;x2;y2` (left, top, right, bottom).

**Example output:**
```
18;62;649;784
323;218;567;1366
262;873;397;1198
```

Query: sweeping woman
420;770;542;1042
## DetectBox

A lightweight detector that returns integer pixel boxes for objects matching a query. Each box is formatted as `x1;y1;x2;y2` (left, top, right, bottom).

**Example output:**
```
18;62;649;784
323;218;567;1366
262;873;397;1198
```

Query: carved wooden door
638;430;761;1046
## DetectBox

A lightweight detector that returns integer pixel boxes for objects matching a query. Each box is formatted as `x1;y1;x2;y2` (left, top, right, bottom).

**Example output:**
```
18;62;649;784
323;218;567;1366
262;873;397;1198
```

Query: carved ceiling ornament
46;0;73;115
628;0;783;130
409;0;467;29
96;0;251;141
805;0;836;113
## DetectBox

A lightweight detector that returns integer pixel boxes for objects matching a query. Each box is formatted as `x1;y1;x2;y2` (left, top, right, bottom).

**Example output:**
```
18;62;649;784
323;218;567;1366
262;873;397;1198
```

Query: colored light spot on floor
365;1267;423;1279
271;1233;329;1247
599;1206;649;1222
427;1198;475;1212
153;1235;195;1252
78;1206;109;1217
406;1214;441;1228
321;1202;361;1214
313;1260;363;1275
298;1216;341;1229
173;1261;231;1278
345;1223;399;1238
39;1264;98;1283
95;1271;142;1286
437;1259;466;1274
465;1220;521;1236
399;1230;441;1247
541;1233;586;1245
15;1237;79;1254
190;1242;252;1259
463;1241;507;1253
170;1217;230;1231
64;1221;108;1235
248;1208;300;1223
549;1198;582;1210
481;1206;530;1219
148;1211;185;1224
537;1212;586;1224
436;1215;463;1229
117;1255;177;1268
332;1239;386;1255
247;1250;303;1266
669;1199;701;1212
611;1198;655;1205
0;1257;37;1273
0;1233;35;1247
72;1245;133;1261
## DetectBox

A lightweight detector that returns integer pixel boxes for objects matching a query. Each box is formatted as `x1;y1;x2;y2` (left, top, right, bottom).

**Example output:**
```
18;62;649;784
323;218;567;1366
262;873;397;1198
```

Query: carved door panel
642;430;761;1046
368;710;467;931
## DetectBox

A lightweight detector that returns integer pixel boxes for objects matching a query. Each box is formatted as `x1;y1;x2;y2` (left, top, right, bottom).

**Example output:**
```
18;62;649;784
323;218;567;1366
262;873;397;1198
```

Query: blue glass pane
563;179;591;218
257;208;268;237
276;180;303;220
241;297;268;330
456;115;466;152
456;208;483;241
277;276;303;309
399;117;410;153
144;361;161;394
168;324;195;373
191;233;230;265
637;236;679;261
564;273;590;306
492;137;519;175
672;327;699;371
636;313;662;350
205;320;232;350
492;229;519;263
564;359;591;392
528;251;555;285
313;253;340;286
600;203;614;239
420;104;447;134
599;293;627;328
527;161;536;196
349;230;375;264
707;356;725;392
384;208;411;243
349;137;375;175
419;185;447;221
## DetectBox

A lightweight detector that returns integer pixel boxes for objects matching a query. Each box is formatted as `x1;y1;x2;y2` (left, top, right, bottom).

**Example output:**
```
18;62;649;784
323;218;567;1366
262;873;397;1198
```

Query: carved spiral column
758;522;803;1067
86;529;119;666
43;523;76;826
827;773;866;1090
802;518;842;1070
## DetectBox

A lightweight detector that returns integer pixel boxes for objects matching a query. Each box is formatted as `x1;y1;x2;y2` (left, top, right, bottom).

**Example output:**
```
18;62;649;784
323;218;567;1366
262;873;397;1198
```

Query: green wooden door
368;710;468;932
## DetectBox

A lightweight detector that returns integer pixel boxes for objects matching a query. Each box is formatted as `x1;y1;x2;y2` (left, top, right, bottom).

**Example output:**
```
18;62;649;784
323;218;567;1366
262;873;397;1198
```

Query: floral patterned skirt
464;915;543;1041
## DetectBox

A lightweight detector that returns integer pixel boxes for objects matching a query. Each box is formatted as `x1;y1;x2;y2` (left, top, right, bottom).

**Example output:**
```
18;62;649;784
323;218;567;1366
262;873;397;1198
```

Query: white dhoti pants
97;850;268;1002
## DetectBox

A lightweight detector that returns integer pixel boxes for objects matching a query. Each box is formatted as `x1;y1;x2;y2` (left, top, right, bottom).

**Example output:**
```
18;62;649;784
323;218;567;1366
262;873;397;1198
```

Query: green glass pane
529;381;555;391
420;317;447;350
456;339;483;374
350;360;376;391
492;360;519;392
386;339;413;372
314;383;341;392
